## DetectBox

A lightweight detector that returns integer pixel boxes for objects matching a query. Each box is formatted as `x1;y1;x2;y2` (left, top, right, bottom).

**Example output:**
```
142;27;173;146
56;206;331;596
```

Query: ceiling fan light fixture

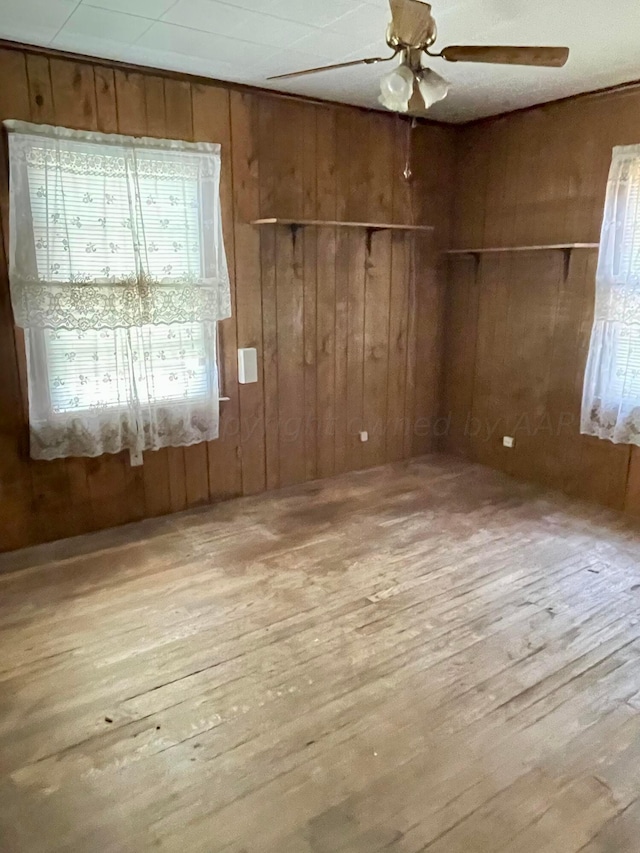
267;0;570;113
378;63;414;112
417;67;450;108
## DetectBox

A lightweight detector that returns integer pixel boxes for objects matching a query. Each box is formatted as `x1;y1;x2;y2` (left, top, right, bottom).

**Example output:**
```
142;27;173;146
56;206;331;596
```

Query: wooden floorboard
1;455;640;852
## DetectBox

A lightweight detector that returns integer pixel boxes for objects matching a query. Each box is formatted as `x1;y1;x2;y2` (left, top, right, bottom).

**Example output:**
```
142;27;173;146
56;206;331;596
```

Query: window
5;121;230;461
39;323;214;415
582;143;640;446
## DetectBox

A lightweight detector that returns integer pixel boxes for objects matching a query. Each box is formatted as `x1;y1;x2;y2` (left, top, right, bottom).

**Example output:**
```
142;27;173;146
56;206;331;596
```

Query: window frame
22;156;223;422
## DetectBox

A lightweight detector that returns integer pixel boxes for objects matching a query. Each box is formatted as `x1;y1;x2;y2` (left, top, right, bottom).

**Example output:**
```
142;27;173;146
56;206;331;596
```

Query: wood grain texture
252;219;434;231
443;88;640;513
0;46;454;552
2;455;640;852
446;243;599;254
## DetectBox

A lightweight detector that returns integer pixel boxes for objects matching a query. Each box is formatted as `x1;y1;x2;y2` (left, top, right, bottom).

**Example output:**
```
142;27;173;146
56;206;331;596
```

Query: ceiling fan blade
440;45;569;67
388;0;435;47
267;55;395;81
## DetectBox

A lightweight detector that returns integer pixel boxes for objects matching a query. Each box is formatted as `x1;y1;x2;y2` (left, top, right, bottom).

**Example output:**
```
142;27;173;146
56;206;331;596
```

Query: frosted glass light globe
417;69;450;109
379;64;414;113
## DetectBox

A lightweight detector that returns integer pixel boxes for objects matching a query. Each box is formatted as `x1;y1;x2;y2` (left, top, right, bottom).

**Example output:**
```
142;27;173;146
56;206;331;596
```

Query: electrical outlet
129;448;144;466
503;436;515;449
360;431;369;443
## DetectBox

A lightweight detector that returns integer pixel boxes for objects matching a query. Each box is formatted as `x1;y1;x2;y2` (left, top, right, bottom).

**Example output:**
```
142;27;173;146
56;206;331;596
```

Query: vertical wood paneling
446;89;640;514
0;46;453;552
276;227;306;486
258;98;280;491
391;117;412;225
346;230;366;470
143;76;165;137
114;71;146;137
94;66;118;134
468;254;511;471
0;49;36;550
363;113;394;468
229;90;263;497
25;54;54;124
363;230;391;467
440;255;479;458
412;249;444;457
333;110;352;474
315;107;337;480
451;125;489;250
625;447;640;516
386;232;410;462
302;109;318;483
50;59;97;130
260;225;279;492
402;233;419;460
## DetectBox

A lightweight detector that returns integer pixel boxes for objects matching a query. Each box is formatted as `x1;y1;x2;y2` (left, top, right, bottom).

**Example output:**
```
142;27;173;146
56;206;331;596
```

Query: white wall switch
360;431;369;443
503;436;515;449
238;347;258;384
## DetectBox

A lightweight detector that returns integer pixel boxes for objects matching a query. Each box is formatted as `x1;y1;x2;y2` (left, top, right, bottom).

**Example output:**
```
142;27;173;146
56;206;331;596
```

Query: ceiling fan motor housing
387;0;437;51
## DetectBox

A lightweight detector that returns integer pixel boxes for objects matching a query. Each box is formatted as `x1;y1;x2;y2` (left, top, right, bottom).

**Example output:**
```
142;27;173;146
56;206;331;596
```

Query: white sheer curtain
4;120;230;460
582;144;640;446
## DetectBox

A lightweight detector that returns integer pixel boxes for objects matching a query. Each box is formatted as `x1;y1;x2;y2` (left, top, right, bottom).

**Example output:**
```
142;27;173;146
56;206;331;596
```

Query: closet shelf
251;218;434;232
446;243;599;255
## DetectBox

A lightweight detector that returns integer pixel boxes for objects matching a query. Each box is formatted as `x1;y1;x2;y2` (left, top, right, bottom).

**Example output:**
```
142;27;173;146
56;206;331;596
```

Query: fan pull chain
403;117;417;182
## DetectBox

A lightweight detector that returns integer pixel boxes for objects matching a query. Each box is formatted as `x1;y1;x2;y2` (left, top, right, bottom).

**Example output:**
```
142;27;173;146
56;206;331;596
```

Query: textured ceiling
2;0;640;123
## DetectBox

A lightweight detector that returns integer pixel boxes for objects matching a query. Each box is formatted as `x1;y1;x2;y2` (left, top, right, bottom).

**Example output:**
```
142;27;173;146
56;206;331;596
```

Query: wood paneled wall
443;87;640;514
0;44;456;552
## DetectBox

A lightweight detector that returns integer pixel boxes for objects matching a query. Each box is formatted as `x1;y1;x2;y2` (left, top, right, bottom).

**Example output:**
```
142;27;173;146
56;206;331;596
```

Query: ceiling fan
268;0;570;116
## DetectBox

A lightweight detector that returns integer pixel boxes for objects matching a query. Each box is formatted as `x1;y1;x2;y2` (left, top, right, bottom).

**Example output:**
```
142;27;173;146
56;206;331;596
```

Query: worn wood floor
2;455;640;852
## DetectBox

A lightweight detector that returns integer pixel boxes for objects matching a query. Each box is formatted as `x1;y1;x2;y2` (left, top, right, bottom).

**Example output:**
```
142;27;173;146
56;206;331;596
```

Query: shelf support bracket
289;223;302;247
366;226;387;254
562;247;572;282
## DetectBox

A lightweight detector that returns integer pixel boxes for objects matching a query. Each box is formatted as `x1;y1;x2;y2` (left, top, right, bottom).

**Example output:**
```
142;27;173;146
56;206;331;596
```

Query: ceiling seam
50;0;83;45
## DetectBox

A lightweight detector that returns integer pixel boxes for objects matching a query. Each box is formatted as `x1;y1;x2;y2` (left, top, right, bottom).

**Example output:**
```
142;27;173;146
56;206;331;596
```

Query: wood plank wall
0;44;456;552
442;86;640;514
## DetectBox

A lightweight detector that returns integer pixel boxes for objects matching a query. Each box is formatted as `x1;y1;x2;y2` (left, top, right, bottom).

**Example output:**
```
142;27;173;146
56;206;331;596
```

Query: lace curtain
5;120;230;460
582;144;640;445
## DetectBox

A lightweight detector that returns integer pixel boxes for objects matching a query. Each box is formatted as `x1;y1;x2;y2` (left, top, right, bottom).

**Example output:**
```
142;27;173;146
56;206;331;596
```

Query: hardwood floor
2;454;640;852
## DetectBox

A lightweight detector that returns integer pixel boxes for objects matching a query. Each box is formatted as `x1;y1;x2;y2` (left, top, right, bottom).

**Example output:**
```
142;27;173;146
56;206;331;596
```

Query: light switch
238;347;258;384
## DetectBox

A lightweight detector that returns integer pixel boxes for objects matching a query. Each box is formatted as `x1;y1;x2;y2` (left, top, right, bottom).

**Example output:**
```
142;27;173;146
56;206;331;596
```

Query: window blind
5;121;228;460
42;323;214;415
27;165;203;286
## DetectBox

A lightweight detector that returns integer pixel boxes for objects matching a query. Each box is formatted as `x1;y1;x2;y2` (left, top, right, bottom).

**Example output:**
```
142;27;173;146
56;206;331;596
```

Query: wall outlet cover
129;448;144;466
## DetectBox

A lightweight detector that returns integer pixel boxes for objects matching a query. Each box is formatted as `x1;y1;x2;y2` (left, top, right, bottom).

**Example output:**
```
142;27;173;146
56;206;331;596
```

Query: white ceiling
2;0;640;123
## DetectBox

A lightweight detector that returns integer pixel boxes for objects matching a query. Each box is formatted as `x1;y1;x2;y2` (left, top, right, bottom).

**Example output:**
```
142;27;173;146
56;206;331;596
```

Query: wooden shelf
446;243;599;255
251;218;434;232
